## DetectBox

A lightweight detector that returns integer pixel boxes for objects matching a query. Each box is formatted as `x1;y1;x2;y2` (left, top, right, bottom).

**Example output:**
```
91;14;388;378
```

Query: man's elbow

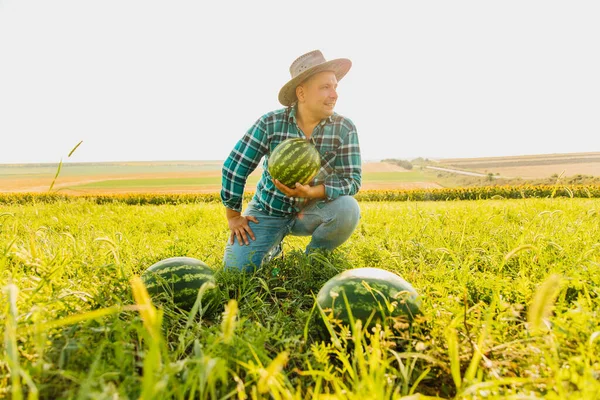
348;176;361;196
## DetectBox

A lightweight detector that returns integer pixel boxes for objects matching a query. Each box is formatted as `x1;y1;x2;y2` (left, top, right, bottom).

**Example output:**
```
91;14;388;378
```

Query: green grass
2;198;600;398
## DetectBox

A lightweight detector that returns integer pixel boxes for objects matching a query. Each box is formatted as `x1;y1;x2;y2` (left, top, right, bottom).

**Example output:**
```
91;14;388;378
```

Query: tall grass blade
131;277;162;341
48;140;83;192
4;284;23;400
257;351;289;394
177;280;216;355
527;274;562;335
76;343;107;400
409;367;431;395
68;140;83;157
130;276;166;400
314;300;342;350
446;326;462;391
221;299;238;344
35;306;122;332
464;295;496;385
48;158;63;192
19;370;38;400
503;244;536;261
550;170;565;198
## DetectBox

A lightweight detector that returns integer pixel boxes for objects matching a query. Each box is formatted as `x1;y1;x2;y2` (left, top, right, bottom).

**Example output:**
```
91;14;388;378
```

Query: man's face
298;71;338;120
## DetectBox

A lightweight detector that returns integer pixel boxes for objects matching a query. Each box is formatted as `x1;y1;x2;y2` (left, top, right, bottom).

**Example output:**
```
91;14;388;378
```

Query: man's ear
295;85;304;102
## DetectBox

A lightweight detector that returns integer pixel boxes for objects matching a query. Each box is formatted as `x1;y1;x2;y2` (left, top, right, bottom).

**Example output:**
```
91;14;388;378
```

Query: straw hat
278;50;352;106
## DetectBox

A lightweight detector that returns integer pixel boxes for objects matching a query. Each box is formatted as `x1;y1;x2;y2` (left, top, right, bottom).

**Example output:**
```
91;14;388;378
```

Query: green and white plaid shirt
221;105;362;216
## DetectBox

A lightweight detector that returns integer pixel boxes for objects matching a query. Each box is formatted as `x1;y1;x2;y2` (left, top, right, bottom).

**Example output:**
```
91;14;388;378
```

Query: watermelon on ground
141;256;216;311
268;138;321;188
316;267;421;329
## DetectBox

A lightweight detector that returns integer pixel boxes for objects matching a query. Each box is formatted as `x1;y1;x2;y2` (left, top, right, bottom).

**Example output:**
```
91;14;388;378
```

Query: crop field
0;162;442;194
2;196;600;399
438;152;600;179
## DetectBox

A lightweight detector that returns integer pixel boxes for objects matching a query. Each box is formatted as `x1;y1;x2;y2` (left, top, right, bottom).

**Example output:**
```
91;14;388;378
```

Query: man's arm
220;118;269;212
221;118;268;246
323;128;362;200
225;207;259;246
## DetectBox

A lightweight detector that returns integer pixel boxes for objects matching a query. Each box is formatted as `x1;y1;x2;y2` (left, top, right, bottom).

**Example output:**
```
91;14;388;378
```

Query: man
221;50;361;272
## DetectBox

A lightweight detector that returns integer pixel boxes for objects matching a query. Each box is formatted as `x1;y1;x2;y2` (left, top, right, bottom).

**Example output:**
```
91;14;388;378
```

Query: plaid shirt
221;105;361;216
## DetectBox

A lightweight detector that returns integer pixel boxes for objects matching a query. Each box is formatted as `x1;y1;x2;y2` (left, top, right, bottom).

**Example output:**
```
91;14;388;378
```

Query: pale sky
1;0;599;164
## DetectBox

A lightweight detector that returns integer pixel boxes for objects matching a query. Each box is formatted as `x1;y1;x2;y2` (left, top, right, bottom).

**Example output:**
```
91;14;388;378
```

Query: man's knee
223;244;263;273
305;196;360;251
332;196;360;229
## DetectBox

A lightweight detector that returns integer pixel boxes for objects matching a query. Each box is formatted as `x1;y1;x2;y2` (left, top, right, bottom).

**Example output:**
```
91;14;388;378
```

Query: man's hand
273;180;312;198
273;180;326;199
226;209;259;246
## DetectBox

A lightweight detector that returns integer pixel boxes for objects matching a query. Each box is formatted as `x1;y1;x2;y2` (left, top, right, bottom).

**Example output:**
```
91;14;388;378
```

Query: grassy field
2;197;600;398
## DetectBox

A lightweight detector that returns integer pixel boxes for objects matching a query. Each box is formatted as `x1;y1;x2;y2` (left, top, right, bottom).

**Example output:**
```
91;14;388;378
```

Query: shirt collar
287;104;333;125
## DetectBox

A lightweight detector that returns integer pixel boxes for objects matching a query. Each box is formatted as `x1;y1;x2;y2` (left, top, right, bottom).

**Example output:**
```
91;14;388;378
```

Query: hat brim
278;58;352;106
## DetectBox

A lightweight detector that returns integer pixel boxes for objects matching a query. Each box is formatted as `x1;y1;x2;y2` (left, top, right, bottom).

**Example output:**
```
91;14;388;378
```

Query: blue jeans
224;196;360;272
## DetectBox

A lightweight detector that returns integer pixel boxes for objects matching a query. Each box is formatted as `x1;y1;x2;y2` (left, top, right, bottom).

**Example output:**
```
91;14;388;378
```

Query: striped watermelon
141;257;216;311
317;268;421;329
268;138;321;188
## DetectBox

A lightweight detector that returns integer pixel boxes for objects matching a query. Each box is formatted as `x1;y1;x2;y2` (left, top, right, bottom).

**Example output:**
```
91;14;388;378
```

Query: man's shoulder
330;112;357;132
248;108;290;134
258;107;290;123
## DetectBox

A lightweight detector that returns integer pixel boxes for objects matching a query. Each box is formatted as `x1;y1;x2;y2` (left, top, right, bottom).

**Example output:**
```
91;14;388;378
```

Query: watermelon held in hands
268;138;321;188
141;257;217;312
316;267;422;330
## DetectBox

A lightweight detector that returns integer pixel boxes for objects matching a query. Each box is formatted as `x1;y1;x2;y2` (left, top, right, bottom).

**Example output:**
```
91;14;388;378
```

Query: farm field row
439;151;600;164
437;152;600;178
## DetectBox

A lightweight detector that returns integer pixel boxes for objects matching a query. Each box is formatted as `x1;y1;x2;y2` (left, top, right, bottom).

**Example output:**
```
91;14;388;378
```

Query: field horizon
1;151;598;194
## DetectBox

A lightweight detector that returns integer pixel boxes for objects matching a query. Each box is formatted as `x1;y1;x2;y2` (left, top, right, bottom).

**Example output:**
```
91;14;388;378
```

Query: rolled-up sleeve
324;128;362;200
221;118;268;212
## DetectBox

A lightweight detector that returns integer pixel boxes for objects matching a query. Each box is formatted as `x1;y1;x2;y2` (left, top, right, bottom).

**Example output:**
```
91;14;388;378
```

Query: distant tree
381;158;413;170
411;157;433;166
